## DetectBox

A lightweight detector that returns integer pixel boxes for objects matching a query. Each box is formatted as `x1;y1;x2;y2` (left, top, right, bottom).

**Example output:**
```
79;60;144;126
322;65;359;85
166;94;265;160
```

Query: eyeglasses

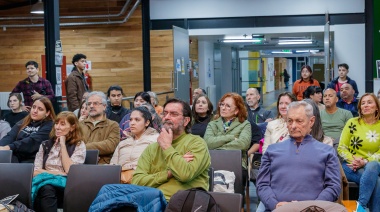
219;102;234;110
163;111;183;118
87;101;103;107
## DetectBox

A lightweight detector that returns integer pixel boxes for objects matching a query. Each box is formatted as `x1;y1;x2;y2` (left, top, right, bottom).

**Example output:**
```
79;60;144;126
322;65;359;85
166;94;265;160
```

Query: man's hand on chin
158;128;173;150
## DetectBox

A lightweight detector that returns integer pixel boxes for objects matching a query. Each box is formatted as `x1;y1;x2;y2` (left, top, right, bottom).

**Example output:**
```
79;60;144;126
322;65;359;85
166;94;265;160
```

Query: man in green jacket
132;98;210;201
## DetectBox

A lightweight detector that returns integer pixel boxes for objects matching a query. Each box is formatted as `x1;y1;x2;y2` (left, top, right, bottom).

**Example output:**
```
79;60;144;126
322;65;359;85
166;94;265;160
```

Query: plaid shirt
12;77;55;106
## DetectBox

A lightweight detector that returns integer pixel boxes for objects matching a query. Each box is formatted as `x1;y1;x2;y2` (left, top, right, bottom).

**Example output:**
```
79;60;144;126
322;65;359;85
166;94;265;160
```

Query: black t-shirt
2;111;29;127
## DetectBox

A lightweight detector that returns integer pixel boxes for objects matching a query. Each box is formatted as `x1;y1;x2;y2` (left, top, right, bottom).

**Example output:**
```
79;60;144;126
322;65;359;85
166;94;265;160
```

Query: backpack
0;195;34;212
165;188;221;212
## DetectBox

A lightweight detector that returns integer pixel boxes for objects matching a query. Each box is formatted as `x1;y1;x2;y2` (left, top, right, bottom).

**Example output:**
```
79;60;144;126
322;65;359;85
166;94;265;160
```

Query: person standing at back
292;65;320;101
12;61;55;111
283;69;290;89
327;63;359;99
65;54;89;112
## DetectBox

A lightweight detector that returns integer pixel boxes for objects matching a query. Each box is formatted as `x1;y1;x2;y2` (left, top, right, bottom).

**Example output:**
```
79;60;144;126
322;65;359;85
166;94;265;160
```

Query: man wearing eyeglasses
80;91;120;164
132;98;210;201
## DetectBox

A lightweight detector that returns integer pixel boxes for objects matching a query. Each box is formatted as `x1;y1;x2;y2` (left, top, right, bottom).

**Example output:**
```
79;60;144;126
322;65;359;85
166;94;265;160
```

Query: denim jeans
342;161;380;211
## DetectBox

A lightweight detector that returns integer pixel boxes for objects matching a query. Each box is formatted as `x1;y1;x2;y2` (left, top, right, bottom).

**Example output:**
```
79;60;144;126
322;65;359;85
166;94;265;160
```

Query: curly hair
215;92;247;123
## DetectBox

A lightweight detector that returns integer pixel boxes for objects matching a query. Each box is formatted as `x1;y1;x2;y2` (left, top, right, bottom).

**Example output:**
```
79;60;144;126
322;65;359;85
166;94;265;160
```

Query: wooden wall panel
189;38;199;100
0;6;174;107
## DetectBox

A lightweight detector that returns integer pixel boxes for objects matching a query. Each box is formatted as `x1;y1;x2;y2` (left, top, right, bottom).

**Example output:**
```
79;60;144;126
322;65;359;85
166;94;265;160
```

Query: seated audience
110;107;159;184
262;92;296;153
0;110;11;140
80;91;120;164
191;94;213;138
105;85;130;123
132;98;210;201
204;92;251;170
320;89;353;142
78;100;89;121
192;88;206;103
336;83;358;117
292;65;320;100
0;97;55;163
120;91;152;138
2;93;28;127
257;101;341;211
303;99;334;146
338;93;380;212
246;88;274;124
327;63;359;99
148;91;163;117
303;85;325;111
33;111;86;212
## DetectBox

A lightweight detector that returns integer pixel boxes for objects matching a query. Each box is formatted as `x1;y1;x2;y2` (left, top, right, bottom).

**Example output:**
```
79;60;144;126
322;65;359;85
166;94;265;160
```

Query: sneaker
355;201;366;212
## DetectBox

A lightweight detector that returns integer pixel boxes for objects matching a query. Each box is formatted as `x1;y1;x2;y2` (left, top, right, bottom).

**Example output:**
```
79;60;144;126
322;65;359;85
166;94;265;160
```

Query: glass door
239;57;262;99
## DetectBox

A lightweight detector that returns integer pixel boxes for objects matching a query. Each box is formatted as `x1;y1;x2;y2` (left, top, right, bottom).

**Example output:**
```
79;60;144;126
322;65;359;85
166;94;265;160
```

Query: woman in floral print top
338;93;380;212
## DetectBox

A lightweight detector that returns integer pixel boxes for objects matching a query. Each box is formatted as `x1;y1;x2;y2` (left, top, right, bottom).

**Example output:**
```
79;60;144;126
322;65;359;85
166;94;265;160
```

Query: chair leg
245;185;250;212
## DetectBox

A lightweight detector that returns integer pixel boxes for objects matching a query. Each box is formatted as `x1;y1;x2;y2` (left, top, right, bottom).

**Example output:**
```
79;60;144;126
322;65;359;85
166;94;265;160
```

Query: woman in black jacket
191;94;213;138
0;97;56;163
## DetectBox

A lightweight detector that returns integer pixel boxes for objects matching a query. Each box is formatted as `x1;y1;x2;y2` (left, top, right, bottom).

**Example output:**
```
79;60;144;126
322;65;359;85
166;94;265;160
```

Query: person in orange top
292;65;320;100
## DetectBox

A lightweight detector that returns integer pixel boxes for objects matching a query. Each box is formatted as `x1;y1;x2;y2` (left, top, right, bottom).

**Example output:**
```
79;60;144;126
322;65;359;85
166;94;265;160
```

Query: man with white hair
80;91;120;164
257;101;341;211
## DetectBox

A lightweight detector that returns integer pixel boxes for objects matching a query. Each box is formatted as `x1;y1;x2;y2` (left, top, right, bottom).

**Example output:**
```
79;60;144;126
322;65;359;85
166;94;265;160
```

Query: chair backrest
0;163;33;208
63;164;121;212
84;150;99;165
209;192;242;212
209;150;243;194
0;150;12;163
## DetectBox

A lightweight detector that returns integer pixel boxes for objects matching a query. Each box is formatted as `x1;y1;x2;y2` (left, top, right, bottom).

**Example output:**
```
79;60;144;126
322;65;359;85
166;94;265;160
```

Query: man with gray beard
132;98;210;201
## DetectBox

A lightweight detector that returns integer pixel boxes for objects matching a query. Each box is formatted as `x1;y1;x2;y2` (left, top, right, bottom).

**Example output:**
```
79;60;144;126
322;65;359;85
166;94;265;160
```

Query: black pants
34;185;64;212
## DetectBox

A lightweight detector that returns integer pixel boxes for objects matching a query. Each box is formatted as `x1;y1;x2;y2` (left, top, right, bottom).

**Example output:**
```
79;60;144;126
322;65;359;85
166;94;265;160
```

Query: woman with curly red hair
204;92;251;170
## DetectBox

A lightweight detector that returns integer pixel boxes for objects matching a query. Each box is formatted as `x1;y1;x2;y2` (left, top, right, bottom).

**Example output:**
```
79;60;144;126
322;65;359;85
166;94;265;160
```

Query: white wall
151;0;364;19
198;40;216;107
333;24;365;96
266;58;275;92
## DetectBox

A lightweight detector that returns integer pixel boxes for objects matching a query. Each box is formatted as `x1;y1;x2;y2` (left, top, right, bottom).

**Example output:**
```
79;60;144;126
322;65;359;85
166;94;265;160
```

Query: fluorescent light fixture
271;51;292;54
278;41;312;45
296;50;320;53
31;0;44;14
279;39;312;42
222;39;262;43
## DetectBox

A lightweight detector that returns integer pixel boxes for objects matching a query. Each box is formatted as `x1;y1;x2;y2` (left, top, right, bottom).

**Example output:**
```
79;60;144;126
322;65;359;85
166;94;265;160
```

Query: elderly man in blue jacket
257;101;341;211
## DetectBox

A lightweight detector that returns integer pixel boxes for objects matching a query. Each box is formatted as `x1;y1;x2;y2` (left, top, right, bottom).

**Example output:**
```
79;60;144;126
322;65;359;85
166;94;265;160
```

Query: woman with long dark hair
0;97;55;163
292;65;320;100
191;94;213;138
110;107;159;184
119;92;152;138
2;93;28;127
